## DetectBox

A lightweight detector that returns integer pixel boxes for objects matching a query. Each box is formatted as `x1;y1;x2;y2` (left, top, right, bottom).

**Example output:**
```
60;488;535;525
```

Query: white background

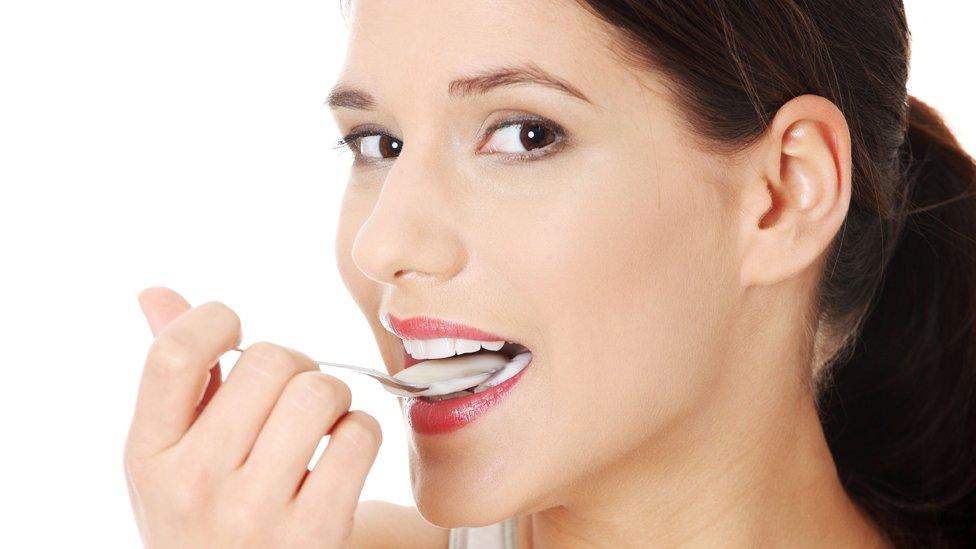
0;1;972;546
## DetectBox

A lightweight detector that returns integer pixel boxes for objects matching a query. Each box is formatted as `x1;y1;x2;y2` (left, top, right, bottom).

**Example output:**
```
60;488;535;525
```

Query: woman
124;0;976;547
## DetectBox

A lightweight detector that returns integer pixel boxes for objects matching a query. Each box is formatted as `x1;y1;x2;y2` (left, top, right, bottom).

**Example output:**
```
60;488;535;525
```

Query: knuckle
244;340;288;360
336;411;382;449
147;331;197;375
307;372;352;404
288;372;352;414
165;465;213;518
167;484;207;519
200;301;242;338
219;495;264;533
240;341;302;378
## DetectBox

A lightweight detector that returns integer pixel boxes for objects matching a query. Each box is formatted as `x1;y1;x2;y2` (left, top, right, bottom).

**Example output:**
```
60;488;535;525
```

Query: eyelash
331;115;567;165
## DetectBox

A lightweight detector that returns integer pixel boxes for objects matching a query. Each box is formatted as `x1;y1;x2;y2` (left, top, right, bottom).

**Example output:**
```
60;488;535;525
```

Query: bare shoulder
350;499;451;549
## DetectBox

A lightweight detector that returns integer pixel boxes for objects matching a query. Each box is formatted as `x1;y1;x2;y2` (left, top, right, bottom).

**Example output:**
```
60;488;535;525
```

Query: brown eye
481;120;562;157
518;123;556;150
357;134;402;160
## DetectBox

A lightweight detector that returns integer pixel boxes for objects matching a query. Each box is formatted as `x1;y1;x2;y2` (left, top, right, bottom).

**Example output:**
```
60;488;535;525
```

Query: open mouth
381;313;535;404
400;339;533;401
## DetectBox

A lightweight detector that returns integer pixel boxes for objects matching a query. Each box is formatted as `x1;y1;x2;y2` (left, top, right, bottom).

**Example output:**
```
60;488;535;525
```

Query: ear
739;94;852;287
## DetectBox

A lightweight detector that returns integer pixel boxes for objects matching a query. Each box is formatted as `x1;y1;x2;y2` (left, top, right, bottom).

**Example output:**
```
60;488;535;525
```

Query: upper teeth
403;338;506;360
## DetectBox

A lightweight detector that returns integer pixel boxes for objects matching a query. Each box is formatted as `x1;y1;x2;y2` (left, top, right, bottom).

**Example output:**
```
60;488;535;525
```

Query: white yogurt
384;351;531;398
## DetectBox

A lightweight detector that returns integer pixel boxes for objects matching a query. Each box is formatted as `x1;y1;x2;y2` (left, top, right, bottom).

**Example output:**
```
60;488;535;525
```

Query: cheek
497;158;737;446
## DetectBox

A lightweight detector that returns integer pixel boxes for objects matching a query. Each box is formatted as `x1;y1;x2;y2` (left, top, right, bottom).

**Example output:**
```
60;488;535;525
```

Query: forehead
339;0;642;105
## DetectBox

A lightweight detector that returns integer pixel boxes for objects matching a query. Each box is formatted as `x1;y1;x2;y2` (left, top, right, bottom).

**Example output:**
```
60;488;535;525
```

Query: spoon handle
228;347;431;393
313;359;432;393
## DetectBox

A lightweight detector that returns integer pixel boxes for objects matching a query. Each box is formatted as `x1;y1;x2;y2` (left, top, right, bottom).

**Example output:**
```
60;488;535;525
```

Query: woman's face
333;0;744;526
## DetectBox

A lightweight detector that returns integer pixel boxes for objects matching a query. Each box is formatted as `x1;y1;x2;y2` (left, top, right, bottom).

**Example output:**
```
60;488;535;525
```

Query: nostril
394;269;437;282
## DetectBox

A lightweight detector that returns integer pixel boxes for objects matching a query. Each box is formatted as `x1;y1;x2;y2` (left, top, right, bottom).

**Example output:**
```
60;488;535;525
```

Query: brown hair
572;1;976;546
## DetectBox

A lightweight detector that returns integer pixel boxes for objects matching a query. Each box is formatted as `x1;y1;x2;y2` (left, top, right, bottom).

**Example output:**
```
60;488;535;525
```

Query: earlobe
740;95;852;287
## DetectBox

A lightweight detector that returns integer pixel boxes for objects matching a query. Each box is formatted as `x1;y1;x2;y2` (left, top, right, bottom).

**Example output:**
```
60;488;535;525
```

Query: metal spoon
227;347;496;396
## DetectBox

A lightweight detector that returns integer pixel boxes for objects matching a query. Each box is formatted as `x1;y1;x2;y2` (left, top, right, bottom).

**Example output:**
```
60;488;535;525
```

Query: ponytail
817;95;976;548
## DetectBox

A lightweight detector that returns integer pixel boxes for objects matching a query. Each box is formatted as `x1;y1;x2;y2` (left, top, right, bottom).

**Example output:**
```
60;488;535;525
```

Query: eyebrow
326;62;594;110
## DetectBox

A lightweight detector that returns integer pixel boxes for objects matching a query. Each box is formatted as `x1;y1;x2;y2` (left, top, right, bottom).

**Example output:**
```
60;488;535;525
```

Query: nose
350;149;467;287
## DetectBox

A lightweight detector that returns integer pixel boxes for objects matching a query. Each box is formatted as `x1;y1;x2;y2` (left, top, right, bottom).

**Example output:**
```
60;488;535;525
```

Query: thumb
136;286;224;408
137;286;193;337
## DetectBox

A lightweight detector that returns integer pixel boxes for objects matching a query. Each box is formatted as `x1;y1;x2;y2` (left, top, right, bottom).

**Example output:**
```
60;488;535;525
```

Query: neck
520;306;890;548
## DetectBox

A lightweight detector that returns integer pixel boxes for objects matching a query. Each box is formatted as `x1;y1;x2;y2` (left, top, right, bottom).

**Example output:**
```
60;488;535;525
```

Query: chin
406;426;532;527
398;351;551;527
411;475;518;528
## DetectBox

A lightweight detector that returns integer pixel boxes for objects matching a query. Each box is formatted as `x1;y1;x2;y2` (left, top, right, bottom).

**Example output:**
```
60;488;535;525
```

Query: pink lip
384;313;513;368
402;359;532;435
382;313;532;434
383;313;510;343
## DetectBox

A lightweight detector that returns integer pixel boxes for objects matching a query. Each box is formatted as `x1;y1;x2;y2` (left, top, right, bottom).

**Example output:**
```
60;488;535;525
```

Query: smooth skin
125;288;388;547
331;0;890;547
126;0;892;546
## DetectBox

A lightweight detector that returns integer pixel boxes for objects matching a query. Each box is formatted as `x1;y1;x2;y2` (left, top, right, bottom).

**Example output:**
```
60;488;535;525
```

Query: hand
124;287;382;548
